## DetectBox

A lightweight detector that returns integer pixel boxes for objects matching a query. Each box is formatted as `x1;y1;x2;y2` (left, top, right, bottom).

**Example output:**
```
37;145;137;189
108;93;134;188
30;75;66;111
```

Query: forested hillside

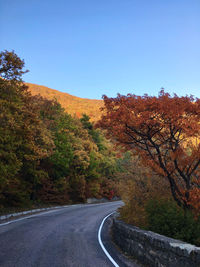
27;83;103;121
0;50;122;209
1;50;199;247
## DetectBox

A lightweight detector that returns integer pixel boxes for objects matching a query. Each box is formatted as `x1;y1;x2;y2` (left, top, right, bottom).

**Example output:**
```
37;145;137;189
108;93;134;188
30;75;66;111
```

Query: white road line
98;212;120;267
0;204;88;227
0;208;68;227
0;202;120;227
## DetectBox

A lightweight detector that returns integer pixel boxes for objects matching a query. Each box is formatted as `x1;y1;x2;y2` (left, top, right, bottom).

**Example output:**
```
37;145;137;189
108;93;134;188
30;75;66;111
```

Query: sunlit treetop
0;50;29;81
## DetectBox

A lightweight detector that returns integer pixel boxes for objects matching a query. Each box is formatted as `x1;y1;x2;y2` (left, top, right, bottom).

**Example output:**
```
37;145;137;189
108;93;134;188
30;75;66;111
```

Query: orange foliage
27;83;103;121
118;156;171;227
98;90;200;214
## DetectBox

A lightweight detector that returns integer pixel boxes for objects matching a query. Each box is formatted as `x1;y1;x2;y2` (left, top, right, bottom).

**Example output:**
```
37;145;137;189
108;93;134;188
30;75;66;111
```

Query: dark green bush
145;199;200;246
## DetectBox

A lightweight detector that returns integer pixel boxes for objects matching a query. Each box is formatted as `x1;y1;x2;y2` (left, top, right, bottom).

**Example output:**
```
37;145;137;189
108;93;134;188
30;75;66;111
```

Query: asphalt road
0;201;140;267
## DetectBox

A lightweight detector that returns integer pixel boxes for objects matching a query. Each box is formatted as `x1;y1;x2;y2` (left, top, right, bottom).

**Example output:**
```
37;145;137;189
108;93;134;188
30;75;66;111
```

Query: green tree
0;51;53;206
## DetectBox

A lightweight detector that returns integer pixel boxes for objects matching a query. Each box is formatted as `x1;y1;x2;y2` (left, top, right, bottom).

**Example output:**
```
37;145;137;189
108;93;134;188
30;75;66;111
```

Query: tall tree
98;90;200;213
0;50;28;81
0;51;53;206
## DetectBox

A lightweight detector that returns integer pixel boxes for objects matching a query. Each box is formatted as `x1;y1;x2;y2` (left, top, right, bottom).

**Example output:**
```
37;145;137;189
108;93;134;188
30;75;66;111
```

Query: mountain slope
27;83;103;121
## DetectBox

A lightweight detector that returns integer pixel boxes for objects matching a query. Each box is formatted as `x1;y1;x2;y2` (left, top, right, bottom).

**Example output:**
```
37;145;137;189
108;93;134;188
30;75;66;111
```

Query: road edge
98;212;120;267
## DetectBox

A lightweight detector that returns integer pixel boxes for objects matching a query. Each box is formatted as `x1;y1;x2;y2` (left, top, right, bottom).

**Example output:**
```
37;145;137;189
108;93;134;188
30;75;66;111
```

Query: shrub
118;156;171;227
145;199;200;246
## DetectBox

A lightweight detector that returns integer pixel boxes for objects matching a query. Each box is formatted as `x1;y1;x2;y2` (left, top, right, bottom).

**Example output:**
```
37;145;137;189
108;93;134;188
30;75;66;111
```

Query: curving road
0;201;139;267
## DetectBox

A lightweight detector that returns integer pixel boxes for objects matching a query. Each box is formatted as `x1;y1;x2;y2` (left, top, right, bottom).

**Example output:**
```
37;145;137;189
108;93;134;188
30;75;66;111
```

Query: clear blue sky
0;0;200;99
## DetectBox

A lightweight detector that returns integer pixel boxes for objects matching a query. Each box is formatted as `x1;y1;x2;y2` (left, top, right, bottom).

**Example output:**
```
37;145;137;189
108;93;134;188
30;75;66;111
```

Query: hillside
26;83;103;121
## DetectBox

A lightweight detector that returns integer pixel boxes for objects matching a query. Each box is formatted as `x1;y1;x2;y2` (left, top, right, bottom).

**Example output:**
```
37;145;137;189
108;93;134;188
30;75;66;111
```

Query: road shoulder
101;214;143;267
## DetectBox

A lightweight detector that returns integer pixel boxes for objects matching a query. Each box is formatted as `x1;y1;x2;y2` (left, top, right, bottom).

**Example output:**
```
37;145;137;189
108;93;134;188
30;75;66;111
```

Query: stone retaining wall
112;217;200;267
86;196;120;204
86;198;108;204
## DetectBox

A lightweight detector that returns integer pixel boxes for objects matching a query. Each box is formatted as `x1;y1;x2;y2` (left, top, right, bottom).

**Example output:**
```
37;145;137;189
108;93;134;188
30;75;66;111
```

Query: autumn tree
0;50;28;81
0;50;122;207
0;51;53;206
81;114;105;150
98;90;200;214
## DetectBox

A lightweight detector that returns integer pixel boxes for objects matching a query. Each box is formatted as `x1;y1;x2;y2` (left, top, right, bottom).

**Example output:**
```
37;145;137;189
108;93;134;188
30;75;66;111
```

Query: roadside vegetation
0;50;121;209
98;90;200;246
1;50;199;246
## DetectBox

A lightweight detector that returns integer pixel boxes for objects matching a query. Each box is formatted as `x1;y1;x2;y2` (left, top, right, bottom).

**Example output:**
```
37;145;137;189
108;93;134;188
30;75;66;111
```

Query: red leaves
98;90;200;214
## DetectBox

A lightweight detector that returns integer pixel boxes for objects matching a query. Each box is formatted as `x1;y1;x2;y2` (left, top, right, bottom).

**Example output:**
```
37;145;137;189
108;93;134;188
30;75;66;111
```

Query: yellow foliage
118;157;171;227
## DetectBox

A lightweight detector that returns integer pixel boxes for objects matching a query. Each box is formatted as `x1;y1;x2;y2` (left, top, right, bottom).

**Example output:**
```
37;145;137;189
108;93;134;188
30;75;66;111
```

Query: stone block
112;217;200;267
